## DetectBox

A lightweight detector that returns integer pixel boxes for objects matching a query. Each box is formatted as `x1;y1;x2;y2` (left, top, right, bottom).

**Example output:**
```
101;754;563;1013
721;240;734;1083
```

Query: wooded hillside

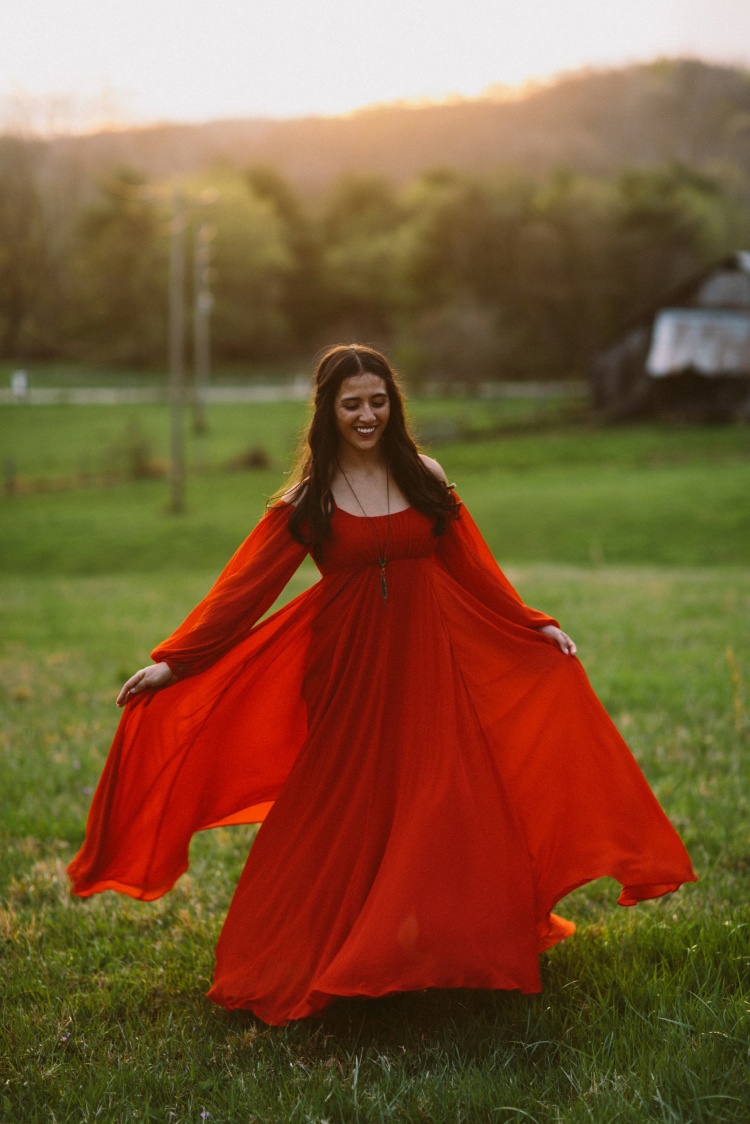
3;59;750;378
44;60;750;191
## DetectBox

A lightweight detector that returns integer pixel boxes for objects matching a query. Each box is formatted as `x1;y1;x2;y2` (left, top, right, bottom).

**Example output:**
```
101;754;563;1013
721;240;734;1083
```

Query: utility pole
192;220;214;435
168;186;186;513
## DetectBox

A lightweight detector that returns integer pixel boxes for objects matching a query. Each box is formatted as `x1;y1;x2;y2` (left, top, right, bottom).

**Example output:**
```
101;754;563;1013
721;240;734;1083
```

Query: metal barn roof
647;308;750;378
590;251;750;419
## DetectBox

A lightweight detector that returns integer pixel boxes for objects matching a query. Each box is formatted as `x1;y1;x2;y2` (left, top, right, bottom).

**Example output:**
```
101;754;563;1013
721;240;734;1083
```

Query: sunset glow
2;0;750;130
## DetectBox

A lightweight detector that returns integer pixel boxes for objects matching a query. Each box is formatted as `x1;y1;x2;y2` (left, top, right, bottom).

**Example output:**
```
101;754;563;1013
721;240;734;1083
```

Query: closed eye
342;398;388;410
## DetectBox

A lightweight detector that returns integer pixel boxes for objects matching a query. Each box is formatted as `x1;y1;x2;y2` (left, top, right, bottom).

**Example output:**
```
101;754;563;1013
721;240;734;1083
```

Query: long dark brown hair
277;344;459;554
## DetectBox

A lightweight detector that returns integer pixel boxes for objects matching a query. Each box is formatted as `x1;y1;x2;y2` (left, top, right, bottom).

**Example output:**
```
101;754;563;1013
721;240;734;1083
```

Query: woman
68;344;696;1026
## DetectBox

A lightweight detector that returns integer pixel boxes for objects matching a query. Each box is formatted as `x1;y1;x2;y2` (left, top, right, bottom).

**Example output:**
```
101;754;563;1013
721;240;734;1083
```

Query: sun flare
1;0;748;130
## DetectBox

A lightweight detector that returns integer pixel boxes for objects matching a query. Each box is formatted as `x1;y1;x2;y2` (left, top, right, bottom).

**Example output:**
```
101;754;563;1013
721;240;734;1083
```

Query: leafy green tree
70;168;167;365
397;172;535;382
0;138;52;357
511;171;619;377
245;164;325;352
398;164;749;382
316;174;406;343
6;139;748;380
611;164;746;322
191;168;293;361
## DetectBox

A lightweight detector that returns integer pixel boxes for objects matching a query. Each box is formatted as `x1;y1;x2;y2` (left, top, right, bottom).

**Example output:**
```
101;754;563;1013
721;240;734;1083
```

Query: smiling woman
282;345;457;552
334;370;390;460
68;343;696;1026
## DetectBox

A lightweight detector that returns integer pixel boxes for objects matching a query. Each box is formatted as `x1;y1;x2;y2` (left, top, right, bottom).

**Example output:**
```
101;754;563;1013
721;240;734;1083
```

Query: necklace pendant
379;560;388;600
338;463;392;602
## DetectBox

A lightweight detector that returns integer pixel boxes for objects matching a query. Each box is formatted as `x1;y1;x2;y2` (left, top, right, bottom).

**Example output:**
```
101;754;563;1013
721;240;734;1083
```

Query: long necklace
339;465;392;600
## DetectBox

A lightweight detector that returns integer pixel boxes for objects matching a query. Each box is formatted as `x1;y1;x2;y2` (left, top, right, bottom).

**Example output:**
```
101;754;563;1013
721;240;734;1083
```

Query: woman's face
333;372;390;454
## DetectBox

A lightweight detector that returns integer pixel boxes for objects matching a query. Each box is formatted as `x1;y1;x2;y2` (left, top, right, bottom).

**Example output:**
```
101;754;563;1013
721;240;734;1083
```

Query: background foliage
3;60;750;382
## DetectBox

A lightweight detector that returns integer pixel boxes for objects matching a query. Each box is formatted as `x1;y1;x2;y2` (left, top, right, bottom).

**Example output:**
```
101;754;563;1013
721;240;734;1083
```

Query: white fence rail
0;379;313;406
0;379;586;406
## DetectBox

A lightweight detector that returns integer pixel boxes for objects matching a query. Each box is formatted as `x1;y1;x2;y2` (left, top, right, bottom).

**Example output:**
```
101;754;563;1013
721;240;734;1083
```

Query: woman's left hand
537;624;577;656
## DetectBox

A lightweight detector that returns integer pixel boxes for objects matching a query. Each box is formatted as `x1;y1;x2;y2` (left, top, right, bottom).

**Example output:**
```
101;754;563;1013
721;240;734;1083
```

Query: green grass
1;402;750;573
1;403;749;1120
3;398;749;484
0;400;310;482
1;565;748;1121
2;457;748;574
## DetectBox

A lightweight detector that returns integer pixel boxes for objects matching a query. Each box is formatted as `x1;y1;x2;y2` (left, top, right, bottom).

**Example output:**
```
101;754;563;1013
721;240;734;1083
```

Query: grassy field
1;401;749;573
1;402;749;1121
0;360;305;389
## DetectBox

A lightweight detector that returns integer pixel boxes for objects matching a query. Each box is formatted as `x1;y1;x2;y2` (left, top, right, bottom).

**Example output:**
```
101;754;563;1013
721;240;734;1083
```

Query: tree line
1;135;749;383
43;61;750;193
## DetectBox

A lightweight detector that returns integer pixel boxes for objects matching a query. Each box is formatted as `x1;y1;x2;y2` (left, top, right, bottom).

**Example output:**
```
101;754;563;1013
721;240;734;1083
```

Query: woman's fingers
558;632;577;656
116;669;147;707
116;663;175;706
537;624;576;656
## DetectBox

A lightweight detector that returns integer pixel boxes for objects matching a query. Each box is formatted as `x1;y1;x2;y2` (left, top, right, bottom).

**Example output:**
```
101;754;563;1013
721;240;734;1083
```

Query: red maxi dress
68;497;696;1025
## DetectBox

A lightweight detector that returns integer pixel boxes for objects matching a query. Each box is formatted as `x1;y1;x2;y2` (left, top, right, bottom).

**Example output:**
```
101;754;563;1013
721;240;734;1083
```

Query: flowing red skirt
68;500;696;1025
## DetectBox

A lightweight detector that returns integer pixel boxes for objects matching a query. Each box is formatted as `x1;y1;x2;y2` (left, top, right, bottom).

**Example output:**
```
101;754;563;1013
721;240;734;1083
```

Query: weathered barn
590;252;750;421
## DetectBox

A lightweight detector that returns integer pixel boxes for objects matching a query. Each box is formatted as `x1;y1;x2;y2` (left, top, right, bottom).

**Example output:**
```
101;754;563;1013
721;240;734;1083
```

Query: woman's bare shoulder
419;454;448;483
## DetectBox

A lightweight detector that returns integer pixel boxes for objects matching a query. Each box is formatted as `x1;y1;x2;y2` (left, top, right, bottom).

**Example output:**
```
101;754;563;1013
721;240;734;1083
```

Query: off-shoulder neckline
272;499;413;519
333;499;413;520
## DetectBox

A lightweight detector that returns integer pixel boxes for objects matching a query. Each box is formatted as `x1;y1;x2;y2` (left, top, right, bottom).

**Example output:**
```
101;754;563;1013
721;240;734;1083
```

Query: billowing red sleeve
151;502;308;678
435;494;559;630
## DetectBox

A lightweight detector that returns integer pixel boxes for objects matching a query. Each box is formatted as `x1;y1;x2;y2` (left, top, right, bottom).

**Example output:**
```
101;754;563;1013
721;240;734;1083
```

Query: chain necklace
338;464;392;600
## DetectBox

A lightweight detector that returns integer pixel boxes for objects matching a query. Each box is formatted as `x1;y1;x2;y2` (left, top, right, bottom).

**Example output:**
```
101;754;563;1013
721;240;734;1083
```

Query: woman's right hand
116;662;177;707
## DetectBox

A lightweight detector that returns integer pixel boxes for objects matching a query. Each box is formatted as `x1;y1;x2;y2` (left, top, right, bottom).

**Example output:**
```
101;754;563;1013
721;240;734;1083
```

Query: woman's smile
334;372;390;453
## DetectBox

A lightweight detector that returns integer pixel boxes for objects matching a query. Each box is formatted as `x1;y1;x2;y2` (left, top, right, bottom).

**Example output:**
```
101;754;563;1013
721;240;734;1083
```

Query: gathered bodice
317;505;438;575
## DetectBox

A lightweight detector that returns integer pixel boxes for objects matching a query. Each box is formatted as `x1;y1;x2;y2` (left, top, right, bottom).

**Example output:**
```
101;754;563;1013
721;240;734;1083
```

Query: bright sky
2;0;750;130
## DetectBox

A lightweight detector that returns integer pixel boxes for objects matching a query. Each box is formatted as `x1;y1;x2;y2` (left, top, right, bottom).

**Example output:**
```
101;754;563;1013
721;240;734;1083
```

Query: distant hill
43;59;750;191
